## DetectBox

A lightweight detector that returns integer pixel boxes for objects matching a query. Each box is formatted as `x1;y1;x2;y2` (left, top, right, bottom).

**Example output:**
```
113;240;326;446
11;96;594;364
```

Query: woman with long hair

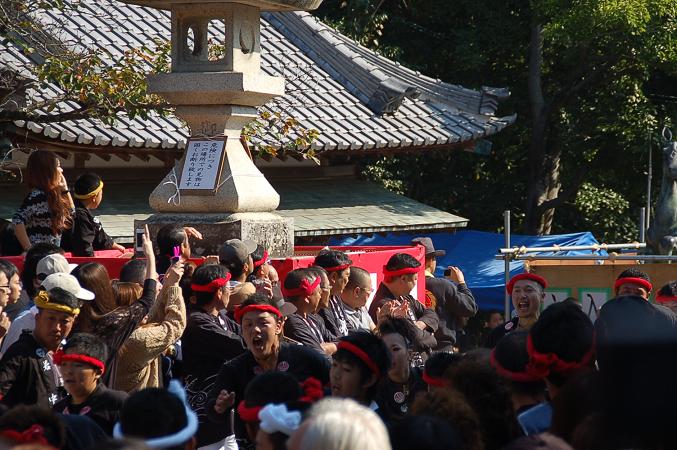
12;151;74;251
71;262;118;334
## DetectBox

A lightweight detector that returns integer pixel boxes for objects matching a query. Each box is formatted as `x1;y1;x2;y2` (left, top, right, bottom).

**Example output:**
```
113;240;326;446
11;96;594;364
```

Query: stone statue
647;128;677;255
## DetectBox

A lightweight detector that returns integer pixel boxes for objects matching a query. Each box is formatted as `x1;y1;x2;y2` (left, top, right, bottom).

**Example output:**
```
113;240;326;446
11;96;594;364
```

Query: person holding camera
411;237;477;353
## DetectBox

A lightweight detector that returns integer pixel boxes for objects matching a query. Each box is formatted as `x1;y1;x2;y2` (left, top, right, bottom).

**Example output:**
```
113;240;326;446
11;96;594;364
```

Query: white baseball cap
41;272;95;301
36;254;77;279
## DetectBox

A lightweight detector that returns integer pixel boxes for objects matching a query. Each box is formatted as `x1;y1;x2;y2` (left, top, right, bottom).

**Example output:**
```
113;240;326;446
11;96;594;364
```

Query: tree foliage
317;0;677;241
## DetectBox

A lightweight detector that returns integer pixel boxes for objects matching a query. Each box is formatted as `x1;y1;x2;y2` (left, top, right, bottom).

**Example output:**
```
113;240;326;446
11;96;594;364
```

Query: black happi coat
206;342;330;441
424;276;478;351
368;284;439;352
375;366;427;425
319;295;349;338
53;384;128;436
0;331;64;408
61;200;114;256
182;308;246;447
283;313;334;357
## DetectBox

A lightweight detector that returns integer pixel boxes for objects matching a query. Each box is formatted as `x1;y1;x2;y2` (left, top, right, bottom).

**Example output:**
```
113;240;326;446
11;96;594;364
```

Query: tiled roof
5;0;514;154
0;179;467;241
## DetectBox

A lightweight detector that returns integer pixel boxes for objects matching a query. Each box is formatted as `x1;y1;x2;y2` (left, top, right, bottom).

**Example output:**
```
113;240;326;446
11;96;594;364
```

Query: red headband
0;425;51;447
281;277;321;298
253;250;269;268
489;349;542;383
234;304;282;324
191;275;232;293
322;264;350;272
525;333;595;379
337;341;381;377
53;350;105;374
299;377;324;403
422;370;449;388
382;266;419;278
614;277;652;294
656;293;677;304
237;400;262;422
506;273;548;295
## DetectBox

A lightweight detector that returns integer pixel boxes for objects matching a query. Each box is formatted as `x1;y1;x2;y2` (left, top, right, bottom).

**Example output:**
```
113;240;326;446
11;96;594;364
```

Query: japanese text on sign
179;140;225;190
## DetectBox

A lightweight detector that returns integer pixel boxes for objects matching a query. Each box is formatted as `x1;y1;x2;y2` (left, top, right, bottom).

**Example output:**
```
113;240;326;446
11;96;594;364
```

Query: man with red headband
53;333;127;435
313;249;353;338
283;269;337;357
206;293;329;443
613;268;653;300
181;263;246;448
656;281;677;314
368;253;438;361
488;272;547;348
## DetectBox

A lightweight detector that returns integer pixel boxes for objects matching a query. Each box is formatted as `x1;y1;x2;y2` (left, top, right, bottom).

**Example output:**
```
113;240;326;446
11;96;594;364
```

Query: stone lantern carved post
120;0;323;256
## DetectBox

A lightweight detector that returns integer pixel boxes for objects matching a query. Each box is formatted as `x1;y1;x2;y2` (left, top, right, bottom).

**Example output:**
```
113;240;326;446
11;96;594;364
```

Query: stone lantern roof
3;0;515;160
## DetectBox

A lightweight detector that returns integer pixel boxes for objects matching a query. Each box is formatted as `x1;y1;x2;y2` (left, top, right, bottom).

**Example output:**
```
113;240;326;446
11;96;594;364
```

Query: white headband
113;380;198;448
258;404;302;436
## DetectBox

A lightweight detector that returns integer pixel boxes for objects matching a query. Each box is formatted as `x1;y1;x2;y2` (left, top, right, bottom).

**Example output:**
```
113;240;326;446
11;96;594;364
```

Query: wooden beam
113;152;131;162
95;152;112;161
134;152;150;162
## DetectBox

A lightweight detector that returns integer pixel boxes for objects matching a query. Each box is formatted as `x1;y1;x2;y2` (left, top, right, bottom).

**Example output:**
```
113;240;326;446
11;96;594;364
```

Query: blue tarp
329;230;601;311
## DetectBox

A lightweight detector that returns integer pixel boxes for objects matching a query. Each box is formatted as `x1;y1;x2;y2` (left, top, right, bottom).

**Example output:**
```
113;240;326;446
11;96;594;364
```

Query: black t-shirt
375;366;427;425
206;343;329;442
53;384;128;436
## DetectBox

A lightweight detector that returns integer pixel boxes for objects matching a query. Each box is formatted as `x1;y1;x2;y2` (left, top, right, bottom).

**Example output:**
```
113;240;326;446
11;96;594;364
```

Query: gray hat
36;254;77;279
411;237;445;257
218;239;257;265
41;272;95;301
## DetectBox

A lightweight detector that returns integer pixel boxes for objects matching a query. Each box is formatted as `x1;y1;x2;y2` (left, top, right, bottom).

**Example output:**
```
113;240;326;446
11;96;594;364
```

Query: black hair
239;292;279;311
529;299;594;387
0;405;66;448
449;360;519;450
98;438;152;450
313;249;352;269
155;225;186;275
120;387;190;450
389;415;462;450
39;287;81;312
616;267;650;282
334;331;390;401
23;242;62;297
190;264;229;306
250;244;267;278
424;352;462;378
242;371;302;407
119;259;147;285
62;333;108;371
657;280;677;297
0;259;19;282
345;266;371;290
377;318;417;349
282;268;316;302
74;172;102;197
0;219;22;256
492;331;546;397
385;253;421;271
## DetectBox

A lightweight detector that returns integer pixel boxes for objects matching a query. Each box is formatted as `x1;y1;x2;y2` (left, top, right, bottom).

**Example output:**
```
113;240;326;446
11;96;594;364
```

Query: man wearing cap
411;237;477;352
61;172;126;257
0;283;88;408
218;238;262;306
0;272;94;357
487;273;547;348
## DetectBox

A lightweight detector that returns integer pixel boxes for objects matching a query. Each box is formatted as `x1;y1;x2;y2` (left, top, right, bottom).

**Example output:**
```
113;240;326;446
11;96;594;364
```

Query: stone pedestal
135;212;293;257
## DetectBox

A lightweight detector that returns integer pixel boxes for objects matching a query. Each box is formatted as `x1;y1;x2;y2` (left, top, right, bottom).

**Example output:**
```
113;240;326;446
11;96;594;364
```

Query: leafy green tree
318;0;677;239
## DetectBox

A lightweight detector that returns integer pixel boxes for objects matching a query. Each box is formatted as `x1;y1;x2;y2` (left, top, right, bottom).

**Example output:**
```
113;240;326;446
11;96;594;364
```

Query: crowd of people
0;150;676;450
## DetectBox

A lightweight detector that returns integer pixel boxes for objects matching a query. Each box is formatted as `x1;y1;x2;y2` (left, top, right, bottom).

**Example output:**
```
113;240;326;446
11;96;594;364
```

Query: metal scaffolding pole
499;242;645;255
503;210;511;322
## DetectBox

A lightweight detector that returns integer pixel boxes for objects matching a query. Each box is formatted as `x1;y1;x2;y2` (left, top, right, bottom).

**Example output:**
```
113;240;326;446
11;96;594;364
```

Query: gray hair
295;398;391;450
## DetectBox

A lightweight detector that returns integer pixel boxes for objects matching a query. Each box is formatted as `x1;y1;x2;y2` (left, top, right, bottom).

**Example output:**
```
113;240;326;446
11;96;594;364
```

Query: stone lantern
120;0;323;256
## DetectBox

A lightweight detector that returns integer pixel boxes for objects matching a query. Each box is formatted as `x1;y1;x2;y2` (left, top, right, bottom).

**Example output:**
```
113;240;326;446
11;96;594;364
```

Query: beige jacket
113;285;186;393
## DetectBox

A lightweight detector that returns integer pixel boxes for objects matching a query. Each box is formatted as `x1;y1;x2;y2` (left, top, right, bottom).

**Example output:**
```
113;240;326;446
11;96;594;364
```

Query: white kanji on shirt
48;393;58;405
42;360;51;372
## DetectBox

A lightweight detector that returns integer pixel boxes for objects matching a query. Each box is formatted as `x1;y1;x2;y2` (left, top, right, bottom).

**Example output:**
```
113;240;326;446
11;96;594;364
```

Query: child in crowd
13;151;74;250
61;172;126;256
53;333;128;435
